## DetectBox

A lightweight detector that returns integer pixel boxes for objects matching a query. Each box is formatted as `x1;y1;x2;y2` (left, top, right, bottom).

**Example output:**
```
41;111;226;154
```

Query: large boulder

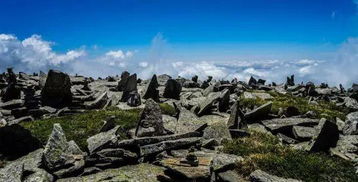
0;149;53;182
87;126;121;154
309;119;339;152
41;70;72;108
197;92;220;116
244;102;272;123
43;123;85;178
121;74;138;102
117;71;130;91
143;74;159;102
343;112;358;135
0;124;41;159
135;99;165;137
163;79;182;100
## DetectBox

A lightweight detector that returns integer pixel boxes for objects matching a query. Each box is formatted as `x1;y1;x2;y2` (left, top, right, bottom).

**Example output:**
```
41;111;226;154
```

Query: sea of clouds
0;33;357;87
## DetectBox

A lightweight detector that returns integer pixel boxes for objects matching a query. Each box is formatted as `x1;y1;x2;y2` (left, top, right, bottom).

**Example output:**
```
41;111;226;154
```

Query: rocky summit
1;69;358;182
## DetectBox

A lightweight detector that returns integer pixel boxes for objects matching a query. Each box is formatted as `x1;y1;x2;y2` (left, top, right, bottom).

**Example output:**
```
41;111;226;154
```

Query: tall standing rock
309;119;339;152
120;74;138;102
227;101;245;129
143;74;159;102
41;70;72;108
135;99;165;137
117;71;130;91
286;75;295;86
163;79;182;100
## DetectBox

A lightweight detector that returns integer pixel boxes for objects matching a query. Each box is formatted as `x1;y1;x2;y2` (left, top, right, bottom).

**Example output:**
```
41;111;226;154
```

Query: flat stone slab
261;118;319;133
57;163;167;182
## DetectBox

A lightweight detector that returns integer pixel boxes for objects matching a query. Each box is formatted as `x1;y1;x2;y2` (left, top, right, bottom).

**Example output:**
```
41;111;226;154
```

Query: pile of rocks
1;70;358;181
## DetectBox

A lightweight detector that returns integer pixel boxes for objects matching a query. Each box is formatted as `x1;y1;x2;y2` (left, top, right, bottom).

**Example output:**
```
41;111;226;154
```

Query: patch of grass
159;103;176;116
223;131;358;182
240;91;349;120
20;108;141;151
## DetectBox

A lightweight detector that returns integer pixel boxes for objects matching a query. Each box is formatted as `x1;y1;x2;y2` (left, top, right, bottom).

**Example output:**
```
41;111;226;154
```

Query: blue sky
0;0;357;85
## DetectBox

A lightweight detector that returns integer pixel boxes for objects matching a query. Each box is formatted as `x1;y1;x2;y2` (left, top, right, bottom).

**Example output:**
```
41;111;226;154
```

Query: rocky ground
0;68;358;181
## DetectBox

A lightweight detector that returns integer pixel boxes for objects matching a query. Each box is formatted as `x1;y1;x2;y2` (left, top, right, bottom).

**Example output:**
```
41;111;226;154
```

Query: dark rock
87;148;137;169
163;79;182;100
41;70;72;108
183;80;200;88
135;99;165;137
244;102;272;123
227;101;245;129
218;89;230;112
0;99;24;110
121;74;138;102
229;129;250;138
248;76;257;87
126;91;141;107
85;92;108;109
0;124;41;159
117;71;130;91
285;106;300;117
143;74;159;102
286;75;295;86
192;75;199;82
277;133;298;144
257;79;266;85
309;119;339;152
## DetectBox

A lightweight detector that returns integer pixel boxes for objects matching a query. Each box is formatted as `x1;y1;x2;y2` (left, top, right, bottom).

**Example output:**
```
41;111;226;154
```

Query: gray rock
218;89;230;112
309;119;339;152
86;148;138;168
218;170;247;182
277;133;298;144
163;79;182;100
197;92;220;116
343;112;358;135
344;97;358;110
41;70;72;108
292;126;316;141
87;126;120;154
135;99;165;137
140;137;201;157
43;123;85;178
176;107;207;134
85;92;109;109
250;170;302;182
117;71;130;91
0;149;53;182
203;121;232;141
227;101;245;129
211;153;242;172
0;99;24;110
244;101;272;122
157;74;171;86
57;163;167;182
261;117;319;133
331;135;358;160
143;74;159;101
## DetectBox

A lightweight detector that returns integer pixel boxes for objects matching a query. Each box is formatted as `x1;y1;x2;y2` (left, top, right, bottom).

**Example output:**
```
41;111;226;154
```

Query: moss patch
159;103;176;116
223;131;358;182
240;91;349;120
20;108;141;150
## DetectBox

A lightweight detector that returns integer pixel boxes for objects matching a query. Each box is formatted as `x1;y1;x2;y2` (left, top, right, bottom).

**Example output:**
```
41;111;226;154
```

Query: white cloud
0;33;357;87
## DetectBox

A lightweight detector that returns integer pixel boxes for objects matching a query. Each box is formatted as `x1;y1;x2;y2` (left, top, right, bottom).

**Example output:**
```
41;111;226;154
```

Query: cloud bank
0;33;357;87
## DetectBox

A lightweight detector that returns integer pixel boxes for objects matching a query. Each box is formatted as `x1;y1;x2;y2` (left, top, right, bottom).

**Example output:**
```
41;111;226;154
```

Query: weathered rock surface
135;99;165;137
41;70;72;108
163;79;182;100
250;170;302;182
261;117;319;134
244;102;272;122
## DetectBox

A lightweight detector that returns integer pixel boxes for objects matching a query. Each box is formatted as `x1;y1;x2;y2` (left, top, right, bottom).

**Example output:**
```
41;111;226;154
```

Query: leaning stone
85;92;108;109
218;89;230;112
121;74;138;102
197;92;220;116
227;101;245;129
250;170;302;182
244;101;272;122
117;71;130;91
309;119;339;152
135;99;165;137
87;126;120;154
261;117;319;134
176;107;207;134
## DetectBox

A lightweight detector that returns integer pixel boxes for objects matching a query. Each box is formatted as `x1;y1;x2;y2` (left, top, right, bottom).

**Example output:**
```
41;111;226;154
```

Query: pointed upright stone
227;101;245;129
143;74;159;102
120;74;138;102
41;70;72;108
117;71;130;91
163;79;182;100
135;99;165;137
